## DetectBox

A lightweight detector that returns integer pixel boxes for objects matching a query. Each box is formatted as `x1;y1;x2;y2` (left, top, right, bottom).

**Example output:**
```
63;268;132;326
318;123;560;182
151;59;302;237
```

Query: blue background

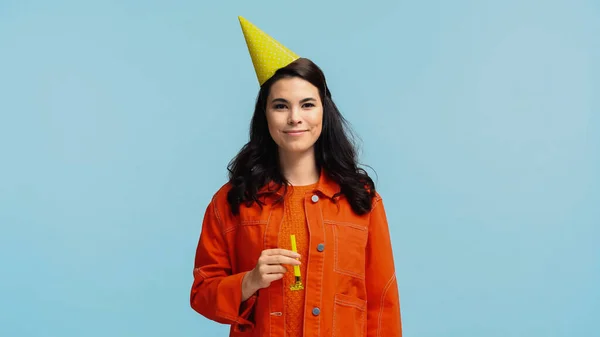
1;0;598;336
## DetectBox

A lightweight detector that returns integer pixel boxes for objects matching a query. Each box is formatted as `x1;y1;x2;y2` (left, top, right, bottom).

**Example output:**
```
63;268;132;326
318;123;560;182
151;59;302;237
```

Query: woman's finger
263;273;285;283
262;248;300;258
262;255;301;266
261;264;287;274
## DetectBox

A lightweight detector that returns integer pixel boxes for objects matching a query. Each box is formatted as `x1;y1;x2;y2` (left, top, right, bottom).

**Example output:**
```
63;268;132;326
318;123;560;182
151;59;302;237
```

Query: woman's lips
283;130;308;136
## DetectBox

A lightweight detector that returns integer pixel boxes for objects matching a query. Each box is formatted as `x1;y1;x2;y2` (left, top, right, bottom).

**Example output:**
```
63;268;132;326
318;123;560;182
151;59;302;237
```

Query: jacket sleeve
365;195;403;337
190;196;257;331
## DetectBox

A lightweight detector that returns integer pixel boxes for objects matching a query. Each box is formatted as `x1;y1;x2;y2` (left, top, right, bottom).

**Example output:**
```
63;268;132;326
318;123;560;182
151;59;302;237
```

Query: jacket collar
257;169;340;200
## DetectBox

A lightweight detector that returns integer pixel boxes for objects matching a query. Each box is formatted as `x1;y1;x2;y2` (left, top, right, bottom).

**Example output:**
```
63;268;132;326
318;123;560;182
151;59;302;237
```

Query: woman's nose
287;107;302;124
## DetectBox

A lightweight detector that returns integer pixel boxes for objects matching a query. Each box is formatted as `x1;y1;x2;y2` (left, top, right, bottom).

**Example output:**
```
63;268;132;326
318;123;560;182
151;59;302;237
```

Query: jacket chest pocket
328;221;368;279
231;219;268;272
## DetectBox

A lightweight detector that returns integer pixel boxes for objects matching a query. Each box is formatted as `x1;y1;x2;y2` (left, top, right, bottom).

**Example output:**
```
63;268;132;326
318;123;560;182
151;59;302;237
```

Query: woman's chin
278;144;315;156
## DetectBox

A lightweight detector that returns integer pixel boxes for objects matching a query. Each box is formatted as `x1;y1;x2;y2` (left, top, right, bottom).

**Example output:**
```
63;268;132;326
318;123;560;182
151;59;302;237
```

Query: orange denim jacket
190;171;402;336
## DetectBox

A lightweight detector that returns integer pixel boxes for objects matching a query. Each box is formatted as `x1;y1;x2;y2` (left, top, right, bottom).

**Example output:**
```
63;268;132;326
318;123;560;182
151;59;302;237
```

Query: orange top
277;183;317;337
190;170;403;337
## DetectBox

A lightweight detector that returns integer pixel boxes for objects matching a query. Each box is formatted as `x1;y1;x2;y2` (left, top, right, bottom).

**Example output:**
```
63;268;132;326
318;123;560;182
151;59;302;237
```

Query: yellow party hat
238;16;300;85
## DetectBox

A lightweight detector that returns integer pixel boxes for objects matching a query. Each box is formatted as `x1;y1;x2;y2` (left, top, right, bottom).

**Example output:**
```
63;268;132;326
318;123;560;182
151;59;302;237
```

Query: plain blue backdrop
1;0;598;336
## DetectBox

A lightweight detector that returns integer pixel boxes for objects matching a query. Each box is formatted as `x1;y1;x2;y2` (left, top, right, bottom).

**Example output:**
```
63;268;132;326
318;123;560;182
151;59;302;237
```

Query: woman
190;17;402;337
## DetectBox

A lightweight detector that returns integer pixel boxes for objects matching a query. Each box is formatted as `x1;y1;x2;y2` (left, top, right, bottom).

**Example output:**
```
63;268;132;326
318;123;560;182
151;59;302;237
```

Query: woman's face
265;77;323;157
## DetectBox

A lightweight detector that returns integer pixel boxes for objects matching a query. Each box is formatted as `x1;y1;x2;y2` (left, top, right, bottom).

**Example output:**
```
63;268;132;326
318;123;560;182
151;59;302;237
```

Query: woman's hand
241;248;301;301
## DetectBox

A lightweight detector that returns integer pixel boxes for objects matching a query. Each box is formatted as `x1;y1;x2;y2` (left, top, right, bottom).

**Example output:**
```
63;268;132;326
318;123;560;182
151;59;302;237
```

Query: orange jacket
190;171;402;336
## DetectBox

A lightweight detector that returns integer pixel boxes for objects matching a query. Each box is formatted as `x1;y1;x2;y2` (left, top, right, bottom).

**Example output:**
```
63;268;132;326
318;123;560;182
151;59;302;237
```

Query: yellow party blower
289;235;304;291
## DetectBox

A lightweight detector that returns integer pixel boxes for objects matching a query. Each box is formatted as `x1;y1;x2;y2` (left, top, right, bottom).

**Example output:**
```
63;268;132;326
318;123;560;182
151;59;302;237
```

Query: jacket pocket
333;293;366;337
232;218;267;272
330;221;368;278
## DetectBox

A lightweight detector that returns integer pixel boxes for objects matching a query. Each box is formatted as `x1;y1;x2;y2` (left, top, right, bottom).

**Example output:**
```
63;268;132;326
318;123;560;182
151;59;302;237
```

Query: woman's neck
279;149;320;186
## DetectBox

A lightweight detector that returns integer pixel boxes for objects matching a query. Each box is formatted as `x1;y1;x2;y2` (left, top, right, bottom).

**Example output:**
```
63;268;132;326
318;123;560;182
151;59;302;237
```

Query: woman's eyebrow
270;97;316;103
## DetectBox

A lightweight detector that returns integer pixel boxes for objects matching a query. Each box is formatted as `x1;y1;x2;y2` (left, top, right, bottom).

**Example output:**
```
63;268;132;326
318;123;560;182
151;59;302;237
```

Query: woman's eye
273;104;286;110
303;103;315;108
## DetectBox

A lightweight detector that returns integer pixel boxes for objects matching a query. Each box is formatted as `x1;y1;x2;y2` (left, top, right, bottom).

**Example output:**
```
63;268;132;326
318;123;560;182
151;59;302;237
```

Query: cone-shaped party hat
238;16;300;85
